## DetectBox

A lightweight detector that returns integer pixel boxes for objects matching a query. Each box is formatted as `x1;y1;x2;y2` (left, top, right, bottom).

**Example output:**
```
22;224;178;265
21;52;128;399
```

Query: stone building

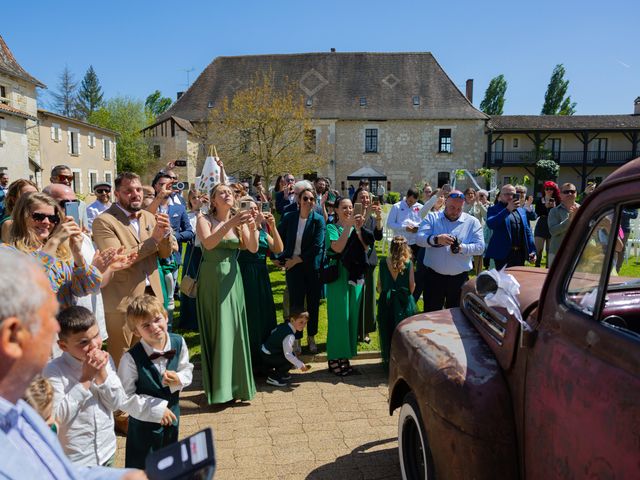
486;101;640;192
38;110;117;196
0;34;46;184
142;51;488;193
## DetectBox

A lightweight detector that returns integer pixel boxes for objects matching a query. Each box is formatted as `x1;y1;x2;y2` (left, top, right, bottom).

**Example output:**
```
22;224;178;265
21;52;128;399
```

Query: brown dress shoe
114;413;129;435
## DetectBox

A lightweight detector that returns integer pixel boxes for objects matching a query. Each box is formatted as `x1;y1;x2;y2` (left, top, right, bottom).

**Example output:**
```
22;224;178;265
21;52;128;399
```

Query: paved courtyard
115;357;401;479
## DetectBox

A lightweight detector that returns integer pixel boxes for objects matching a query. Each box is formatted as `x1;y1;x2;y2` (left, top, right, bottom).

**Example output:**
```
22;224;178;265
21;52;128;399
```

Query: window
171;120;175;137
51;123;61;142
68;129;80;155
103;137;111;160
305;98;313;107
207;101;214;108
153;145;161;158
304;129;316;153
437;171;450;187
365;128;378;153
547;138;561;160
592;138;608;161
88;170;98;191
71;169;82;194
512;138;519;148
0;85;7;104
0;116;4;143
104;171;113;185
412;96;420;106
360;96;367;107
494;138;504;161
439;129;452;153
88;132;96;148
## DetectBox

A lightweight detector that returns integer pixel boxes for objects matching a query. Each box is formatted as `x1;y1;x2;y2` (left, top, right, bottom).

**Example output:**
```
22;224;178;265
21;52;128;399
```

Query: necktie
129;212;141;220
149;349;176;361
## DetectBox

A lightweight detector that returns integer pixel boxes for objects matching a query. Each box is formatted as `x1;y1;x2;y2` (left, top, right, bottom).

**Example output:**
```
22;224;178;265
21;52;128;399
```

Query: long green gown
326;223;363;361
377;259;417;367
197;237;256;404
238;229;277;361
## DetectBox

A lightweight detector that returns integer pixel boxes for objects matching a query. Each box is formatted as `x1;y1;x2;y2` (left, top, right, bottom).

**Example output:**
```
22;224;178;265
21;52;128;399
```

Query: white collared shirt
386;199;424;245
115;203;140;237
86;200;111;231
43;352;125;467
117;335;193;424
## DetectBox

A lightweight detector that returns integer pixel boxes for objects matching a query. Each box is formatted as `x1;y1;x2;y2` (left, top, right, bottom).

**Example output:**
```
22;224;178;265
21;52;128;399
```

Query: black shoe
266;376;288;387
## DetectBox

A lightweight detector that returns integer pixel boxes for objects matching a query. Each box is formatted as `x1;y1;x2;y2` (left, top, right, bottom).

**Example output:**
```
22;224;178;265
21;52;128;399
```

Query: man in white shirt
386;188;423;255
87;182;113;231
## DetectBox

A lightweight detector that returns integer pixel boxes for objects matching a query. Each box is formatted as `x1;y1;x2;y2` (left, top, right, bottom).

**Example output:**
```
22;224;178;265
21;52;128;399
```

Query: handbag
320;252;341;284
179;247;201;298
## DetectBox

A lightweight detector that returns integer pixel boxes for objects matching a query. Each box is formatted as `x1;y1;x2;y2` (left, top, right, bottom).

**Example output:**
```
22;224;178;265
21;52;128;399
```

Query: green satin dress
377;259;416;367
238;229;277;361
197;237;256;404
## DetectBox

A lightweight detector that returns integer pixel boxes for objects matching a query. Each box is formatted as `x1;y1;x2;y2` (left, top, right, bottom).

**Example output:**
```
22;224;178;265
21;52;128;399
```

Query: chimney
465;79;473;103
330;48;336;53
177;91;184;100
635;96;640;115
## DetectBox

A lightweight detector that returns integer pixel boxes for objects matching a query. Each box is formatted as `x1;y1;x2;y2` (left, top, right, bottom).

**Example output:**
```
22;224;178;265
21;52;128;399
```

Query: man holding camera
486;184;537;270
416;190;484;312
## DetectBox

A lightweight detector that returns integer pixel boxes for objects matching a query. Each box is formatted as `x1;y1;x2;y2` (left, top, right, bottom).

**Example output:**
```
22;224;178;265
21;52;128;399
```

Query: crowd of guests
0;161;618;477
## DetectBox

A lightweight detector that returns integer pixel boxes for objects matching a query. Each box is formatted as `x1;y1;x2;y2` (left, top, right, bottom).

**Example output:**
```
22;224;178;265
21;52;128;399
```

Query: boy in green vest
259;311;310;387
117;294;193;469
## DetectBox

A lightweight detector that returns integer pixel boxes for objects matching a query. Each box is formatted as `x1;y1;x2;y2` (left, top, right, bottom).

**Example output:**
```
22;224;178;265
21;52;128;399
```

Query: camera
240;200;252;211
174;159;187;167
450;236;461;254
172;181;187;191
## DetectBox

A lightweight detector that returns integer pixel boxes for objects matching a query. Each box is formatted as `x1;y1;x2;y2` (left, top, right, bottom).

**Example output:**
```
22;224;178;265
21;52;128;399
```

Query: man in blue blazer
276;173;296;215
277;182;326;352
486;184;536;270
0;248;139;479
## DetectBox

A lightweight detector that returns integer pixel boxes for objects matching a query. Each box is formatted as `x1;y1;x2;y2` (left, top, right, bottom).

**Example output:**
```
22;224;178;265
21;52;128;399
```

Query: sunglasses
56;175;74;182
95;189;111;194
31;212;60;224
300;196;316;203
448;193;464;199
562;190;576;195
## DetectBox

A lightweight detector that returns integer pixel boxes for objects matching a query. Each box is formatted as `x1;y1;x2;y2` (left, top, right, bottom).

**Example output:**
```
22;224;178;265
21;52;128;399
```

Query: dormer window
207;101;214;108
412;96;420;106
360;96;367;107
306;98;313;107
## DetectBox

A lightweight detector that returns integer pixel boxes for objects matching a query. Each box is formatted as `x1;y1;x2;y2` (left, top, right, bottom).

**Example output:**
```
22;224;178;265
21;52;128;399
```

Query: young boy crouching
260;311;310;387
117;294;193;469
43;306;124;467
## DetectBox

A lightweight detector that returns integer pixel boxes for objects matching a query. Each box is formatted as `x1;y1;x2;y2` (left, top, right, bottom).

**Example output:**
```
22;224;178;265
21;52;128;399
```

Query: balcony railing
486;150;637;166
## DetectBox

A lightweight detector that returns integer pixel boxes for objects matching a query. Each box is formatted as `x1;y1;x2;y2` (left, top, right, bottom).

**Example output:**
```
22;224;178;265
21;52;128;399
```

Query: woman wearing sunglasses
0;178;38;243
8;192;101;309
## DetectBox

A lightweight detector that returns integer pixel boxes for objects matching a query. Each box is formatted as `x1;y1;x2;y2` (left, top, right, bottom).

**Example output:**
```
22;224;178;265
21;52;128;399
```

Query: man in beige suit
92;172;172;366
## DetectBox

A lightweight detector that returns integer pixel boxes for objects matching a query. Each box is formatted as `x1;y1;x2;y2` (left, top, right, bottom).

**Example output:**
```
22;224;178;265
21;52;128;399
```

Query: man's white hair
0;247;48;332
294;180;314;195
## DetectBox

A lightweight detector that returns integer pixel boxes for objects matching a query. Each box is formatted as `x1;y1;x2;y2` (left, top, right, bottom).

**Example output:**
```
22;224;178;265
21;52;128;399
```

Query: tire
398;391;435;480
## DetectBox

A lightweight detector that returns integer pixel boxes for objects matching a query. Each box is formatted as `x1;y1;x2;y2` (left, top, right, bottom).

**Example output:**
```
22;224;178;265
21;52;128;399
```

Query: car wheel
398;391;435;480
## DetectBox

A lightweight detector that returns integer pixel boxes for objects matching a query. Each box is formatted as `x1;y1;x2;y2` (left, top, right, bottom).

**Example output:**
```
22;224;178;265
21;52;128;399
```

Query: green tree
76;65;104;119
89;97;154;173
206;71;328;185
145;90;172;119
479;74;507;115
50;65;78;117
541;64;576;115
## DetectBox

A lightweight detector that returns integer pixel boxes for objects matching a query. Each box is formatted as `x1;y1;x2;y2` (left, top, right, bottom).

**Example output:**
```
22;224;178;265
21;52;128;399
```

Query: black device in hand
174;160;187;167
450;236;461;254
513;193;521;201
145;428;215;480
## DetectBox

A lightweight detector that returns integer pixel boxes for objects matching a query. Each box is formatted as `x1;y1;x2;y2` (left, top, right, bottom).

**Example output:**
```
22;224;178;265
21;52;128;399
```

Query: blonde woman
9;192;101;308
377;236;416;367
196;183;259;404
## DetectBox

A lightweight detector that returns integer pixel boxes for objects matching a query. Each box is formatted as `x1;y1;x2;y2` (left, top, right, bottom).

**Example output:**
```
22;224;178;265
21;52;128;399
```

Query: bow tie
149;349;176;361
129;212;141;220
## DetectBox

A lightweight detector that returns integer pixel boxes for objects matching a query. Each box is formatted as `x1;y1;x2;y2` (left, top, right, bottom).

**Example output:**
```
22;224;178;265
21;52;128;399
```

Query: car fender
389;307;518;479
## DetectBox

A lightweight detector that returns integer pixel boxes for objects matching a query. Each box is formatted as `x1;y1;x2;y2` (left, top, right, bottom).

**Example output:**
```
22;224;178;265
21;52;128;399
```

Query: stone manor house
143;51;488;194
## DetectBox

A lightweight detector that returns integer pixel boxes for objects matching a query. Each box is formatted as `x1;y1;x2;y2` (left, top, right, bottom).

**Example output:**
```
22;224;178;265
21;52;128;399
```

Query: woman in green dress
196;183;259;404
377;235;416;367
237;197;284;364
325;197;374;376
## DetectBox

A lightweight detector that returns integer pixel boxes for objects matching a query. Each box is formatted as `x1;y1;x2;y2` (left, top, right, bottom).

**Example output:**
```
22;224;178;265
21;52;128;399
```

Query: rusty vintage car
388;158;640;479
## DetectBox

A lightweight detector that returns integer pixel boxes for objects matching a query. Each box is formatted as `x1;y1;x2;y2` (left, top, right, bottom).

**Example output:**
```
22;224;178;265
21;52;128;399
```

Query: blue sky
4;0;639;115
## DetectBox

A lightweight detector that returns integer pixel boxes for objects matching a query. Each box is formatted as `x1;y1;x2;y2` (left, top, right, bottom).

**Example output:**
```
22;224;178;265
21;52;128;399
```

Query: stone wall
333;119;486;194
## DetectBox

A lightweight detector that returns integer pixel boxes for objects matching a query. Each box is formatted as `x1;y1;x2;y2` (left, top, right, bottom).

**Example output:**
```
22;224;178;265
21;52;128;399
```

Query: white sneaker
293;339;302;355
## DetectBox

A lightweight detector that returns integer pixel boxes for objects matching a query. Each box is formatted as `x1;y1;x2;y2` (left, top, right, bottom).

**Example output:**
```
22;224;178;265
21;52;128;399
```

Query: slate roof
347;166;387;179
0;102;36;121
38;110;118;135
0;34;45;87
158;52;487;123
488;115;640;132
